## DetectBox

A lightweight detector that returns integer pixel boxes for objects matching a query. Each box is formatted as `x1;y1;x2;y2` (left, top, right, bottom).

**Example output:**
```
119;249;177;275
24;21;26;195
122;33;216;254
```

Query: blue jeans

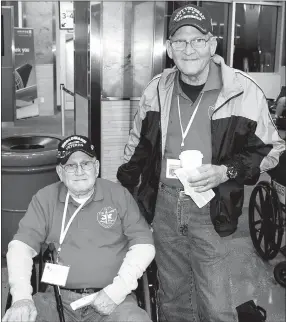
33;286;151;322
152;183;238;322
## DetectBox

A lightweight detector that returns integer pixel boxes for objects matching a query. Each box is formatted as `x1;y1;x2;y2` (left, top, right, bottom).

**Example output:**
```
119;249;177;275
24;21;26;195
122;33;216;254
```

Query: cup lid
179;150;203;160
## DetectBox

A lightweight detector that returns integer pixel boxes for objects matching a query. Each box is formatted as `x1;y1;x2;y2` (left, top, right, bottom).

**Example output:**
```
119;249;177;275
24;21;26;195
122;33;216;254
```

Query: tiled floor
1;114;286;320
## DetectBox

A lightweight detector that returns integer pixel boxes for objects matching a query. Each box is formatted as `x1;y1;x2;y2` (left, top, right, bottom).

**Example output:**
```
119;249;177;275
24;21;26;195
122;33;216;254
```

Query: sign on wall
59;1;74;30
14;27;39;119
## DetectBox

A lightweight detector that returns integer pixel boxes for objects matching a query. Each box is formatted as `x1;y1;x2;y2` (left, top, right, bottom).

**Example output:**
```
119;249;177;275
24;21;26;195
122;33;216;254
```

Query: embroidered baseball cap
57;135;96;165
169;4;213;37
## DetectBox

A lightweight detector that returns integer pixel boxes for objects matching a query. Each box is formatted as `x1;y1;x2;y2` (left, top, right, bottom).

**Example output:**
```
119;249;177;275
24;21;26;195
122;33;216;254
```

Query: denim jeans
33;286;151;322
152;183;238;322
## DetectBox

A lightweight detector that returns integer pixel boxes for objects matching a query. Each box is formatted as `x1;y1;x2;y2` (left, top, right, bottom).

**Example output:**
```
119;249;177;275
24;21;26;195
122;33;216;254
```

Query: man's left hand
91;290;118;315
187;164;228;192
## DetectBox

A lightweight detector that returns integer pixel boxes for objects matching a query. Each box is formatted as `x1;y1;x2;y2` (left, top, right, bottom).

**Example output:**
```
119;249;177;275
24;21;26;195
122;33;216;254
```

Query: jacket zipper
211;91;244;163
210;91;244;120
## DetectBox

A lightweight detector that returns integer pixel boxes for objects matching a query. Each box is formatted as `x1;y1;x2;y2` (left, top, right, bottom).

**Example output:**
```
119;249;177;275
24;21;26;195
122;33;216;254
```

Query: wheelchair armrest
135;261;158;321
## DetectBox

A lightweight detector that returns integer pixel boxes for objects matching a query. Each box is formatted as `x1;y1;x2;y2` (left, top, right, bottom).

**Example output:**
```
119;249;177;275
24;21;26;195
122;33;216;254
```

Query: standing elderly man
117;4;285;322
3;135;155;322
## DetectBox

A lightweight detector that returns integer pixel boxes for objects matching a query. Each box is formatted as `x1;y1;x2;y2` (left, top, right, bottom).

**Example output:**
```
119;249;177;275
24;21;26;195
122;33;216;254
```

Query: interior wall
280;66;285;86
101;100;138;182
248;73;281;99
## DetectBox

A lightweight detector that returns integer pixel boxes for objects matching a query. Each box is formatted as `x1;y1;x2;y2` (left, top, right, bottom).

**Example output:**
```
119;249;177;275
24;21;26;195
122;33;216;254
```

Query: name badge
166;159;181;179
41;263;70;286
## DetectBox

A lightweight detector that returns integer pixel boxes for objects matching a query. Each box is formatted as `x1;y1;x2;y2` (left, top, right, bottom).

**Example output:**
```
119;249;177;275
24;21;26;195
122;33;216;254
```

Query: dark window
233;4;278;72
201;2;229;61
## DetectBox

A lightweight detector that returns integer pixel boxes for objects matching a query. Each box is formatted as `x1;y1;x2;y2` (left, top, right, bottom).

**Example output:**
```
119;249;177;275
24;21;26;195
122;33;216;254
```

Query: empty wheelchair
248;151;286;287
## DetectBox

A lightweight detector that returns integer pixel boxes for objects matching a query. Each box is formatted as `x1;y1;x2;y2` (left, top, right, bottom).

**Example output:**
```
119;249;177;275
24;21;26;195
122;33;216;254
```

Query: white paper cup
179;150;203;170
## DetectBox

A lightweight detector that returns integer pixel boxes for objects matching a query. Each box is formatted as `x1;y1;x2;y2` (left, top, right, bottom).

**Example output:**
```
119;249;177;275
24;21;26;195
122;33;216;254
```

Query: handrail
62;86;75;97
2;208;26;213
2;164;57;173
101;96;141;101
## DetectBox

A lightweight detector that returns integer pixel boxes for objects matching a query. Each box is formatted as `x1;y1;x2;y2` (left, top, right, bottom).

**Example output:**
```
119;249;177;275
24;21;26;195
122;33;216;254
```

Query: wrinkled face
56;151;99;196
166;26;217;79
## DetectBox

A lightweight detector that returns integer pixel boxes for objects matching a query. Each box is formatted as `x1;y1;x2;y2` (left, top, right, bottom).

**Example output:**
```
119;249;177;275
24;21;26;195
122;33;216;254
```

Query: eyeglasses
61;160;96;173
170;37;213;51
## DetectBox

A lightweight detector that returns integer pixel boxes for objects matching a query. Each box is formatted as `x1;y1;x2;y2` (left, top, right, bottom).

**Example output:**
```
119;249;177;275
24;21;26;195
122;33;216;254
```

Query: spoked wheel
249;181;283;260
274;261;286;288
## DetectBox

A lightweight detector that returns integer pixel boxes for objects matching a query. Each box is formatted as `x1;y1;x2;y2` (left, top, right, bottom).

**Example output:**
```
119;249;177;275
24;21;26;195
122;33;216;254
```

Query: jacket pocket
210;189;238;237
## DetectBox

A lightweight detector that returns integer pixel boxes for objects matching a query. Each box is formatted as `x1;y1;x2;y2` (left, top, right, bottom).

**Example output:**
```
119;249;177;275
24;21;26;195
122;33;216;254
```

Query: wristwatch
225;163;238;180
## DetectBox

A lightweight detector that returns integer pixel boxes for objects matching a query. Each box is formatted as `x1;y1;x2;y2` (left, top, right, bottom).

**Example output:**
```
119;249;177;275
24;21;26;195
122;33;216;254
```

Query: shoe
236;300;266;322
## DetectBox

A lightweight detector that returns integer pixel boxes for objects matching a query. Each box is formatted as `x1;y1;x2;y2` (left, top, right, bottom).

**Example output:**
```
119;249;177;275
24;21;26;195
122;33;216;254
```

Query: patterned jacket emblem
97;207;118;228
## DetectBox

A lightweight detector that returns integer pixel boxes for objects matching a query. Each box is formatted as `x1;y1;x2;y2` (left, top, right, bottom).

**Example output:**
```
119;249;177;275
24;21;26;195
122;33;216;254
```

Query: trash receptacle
1;135;62;256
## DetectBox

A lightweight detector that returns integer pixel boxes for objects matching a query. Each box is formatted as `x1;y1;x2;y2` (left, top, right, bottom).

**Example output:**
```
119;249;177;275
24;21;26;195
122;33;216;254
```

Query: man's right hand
2;299;37;322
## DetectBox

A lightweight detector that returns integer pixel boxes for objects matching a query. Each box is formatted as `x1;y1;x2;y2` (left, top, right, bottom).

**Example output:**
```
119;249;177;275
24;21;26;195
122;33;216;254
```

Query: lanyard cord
177;93;204;147
57;192;86;259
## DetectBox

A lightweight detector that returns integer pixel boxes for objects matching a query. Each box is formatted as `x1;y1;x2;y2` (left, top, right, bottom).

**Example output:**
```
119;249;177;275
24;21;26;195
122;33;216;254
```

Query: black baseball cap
57;135;96;165
169;4;212;37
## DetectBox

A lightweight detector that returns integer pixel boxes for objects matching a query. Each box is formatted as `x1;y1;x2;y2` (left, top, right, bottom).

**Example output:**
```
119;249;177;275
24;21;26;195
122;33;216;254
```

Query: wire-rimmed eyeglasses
61;160;96;173
170;37;214;51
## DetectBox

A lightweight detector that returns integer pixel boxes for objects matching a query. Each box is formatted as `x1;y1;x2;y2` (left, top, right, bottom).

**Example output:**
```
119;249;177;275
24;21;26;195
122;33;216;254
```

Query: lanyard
177;93;204;147
57;192;86;261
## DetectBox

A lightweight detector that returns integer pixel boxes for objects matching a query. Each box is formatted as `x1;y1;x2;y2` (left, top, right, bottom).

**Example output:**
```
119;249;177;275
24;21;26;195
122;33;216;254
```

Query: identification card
41;263;70;286
166;159;181;179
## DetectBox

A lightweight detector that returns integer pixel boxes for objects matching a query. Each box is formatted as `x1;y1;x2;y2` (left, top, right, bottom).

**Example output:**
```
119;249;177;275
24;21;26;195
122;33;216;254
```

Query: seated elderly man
3;135;155;322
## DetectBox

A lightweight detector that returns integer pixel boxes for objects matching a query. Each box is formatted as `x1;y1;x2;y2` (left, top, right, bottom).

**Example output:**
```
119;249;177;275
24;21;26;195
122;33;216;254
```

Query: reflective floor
1;114;286;320
229;209;286;322
229;181;286;322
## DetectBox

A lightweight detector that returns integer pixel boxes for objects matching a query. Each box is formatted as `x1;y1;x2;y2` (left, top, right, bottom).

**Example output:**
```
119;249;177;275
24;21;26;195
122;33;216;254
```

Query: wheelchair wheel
136;269;158;321
274;261;286;288
147;262;159;322
249;181;283;260
142;272;152;318
136;262;158;322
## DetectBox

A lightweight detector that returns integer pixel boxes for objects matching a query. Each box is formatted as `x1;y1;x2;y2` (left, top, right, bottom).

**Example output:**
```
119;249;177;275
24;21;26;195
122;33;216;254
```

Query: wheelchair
248;151;286;288
5;243;158;321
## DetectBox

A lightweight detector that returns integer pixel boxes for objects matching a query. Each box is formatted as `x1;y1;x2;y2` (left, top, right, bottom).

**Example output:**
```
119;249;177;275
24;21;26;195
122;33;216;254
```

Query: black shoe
236;300;267;322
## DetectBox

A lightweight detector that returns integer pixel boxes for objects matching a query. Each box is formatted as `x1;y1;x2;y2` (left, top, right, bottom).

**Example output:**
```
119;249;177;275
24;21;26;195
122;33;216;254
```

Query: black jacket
117;56;285;236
